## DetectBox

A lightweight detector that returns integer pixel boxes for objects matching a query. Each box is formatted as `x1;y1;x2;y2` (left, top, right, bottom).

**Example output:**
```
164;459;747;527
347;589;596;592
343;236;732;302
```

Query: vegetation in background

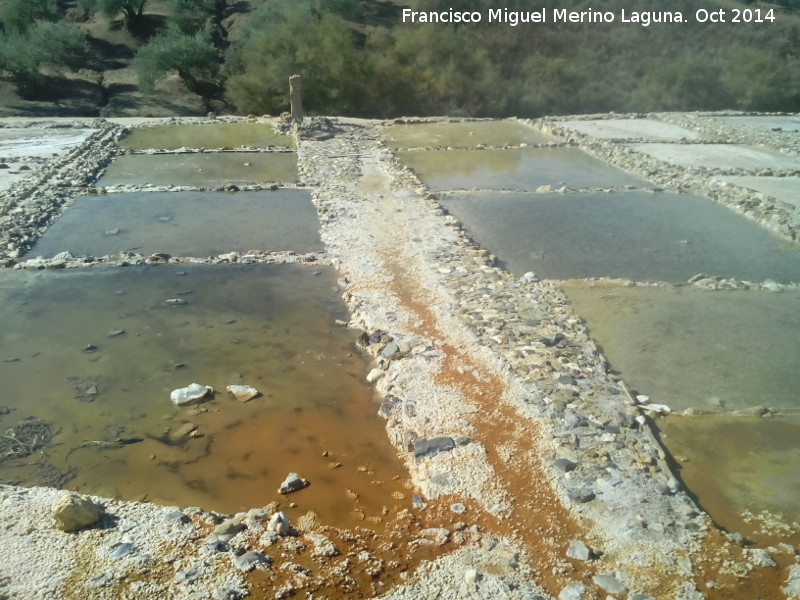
220;0;800;117
0;21;88;98
168;0;218;35
135;24;220;99
79;0;149;30
2;0;62;34
0;0;797;116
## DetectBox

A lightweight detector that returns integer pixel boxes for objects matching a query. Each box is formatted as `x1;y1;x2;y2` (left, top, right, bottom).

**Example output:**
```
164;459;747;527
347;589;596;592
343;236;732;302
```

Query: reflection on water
29;190;322;258
562;284;800;412
99;152;297;187
440;192;800;282
659;414;800;546
398;148;645;191
119;122;293;150
0;265;408;525
384;120;551;148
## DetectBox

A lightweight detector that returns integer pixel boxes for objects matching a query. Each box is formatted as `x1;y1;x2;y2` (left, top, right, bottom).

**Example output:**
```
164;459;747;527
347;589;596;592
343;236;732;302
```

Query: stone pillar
289;74;303;124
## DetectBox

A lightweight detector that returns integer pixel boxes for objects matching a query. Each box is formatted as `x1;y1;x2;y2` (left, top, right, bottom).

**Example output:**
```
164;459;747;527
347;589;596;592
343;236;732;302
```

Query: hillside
0;0;798;117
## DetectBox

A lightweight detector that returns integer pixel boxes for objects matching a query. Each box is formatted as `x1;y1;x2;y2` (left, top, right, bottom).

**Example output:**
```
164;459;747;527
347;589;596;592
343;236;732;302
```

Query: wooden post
289;74;303;124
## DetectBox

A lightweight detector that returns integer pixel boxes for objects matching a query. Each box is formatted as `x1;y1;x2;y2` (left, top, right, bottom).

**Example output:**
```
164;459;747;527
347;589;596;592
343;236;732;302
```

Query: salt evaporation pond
659;414;800;546
0;127;94;159
558;119;706;142
98;152;297;187
29;190;322;258
399;147;645;191
716;115;800;133
440;191;800;282
0;264;409;526
629;143;800;171
561;283;800;412
384;120;551;148
118;122;293;150
562;283;800;542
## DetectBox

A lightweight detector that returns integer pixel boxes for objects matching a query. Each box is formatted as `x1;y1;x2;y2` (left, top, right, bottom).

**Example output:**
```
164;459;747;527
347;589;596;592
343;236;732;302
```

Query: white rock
559;581;586;600
639;403;671;415
226;384;260;402
464;568;478;588
52;492;104;532
366;368;384;383
267;512;292;536
278;472;308;494
170;383;213;406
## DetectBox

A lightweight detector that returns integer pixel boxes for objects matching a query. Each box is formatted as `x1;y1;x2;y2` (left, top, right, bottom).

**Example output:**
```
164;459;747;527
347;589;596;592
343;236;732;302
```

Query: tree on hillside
135;24;220;99
79;0;148;30
0;21;88;97
1;0;62;34
225;12;372;115
168;0;217;35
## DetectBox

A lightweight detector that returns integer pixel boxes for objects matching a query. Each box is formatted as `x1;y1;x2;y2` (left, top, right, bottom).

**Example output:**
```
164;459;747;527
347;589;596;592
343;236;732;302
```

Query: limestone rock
366;368;384;383
558;581;586;600
226;384;260;402
170;383;213;406
214;518;245;540
278;472;309;494
567;539;592;561
567;486;595;503
553;458;578;473
52;492;104;532
414;436;456;460
232;550;269;572
267;511;292;536
592;574;628;595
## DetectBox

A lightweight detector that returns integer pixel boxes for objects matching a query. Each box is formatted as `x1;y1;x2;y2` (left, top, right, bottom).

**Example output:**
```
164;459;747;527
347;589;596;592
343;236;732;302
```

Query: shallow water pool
384;120;551;148
0;265;409;525
98;152;297;187
659;414;800;546
29;190;322;258
398;147;646;191
440;191;800;283
562;283;800;412
119;122;293;150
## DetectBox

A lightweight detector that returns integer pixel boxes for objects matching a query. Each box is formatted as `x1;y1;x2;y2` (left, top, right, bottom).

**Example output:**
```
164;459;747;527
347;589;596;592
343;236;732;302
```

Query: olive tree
79;0;148;29
135;25;220;98
0;21;88;97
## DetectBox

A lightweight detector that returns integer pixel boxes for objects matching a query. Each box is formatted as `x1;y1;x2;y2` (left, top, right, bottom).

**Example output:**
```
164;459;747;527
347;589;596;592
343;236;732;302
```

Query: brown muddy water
29;190;323;258
660;414;800;546
384;120;552;148
562;282;800;543
398;147;646;191
118;122;293;150
98;152;297;187
439;191;800;283
0;265;409;527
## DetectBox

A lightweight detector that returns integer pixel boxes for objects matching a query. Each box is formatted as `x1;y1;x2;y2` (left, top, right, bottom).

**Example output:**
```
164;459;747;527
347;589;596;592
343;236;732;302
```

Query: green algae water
384;120;551;148
29;190;322;258
398;147;646;191
119;122;293;150
0;265;409;526
99;152;297;187
440;191;800;283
